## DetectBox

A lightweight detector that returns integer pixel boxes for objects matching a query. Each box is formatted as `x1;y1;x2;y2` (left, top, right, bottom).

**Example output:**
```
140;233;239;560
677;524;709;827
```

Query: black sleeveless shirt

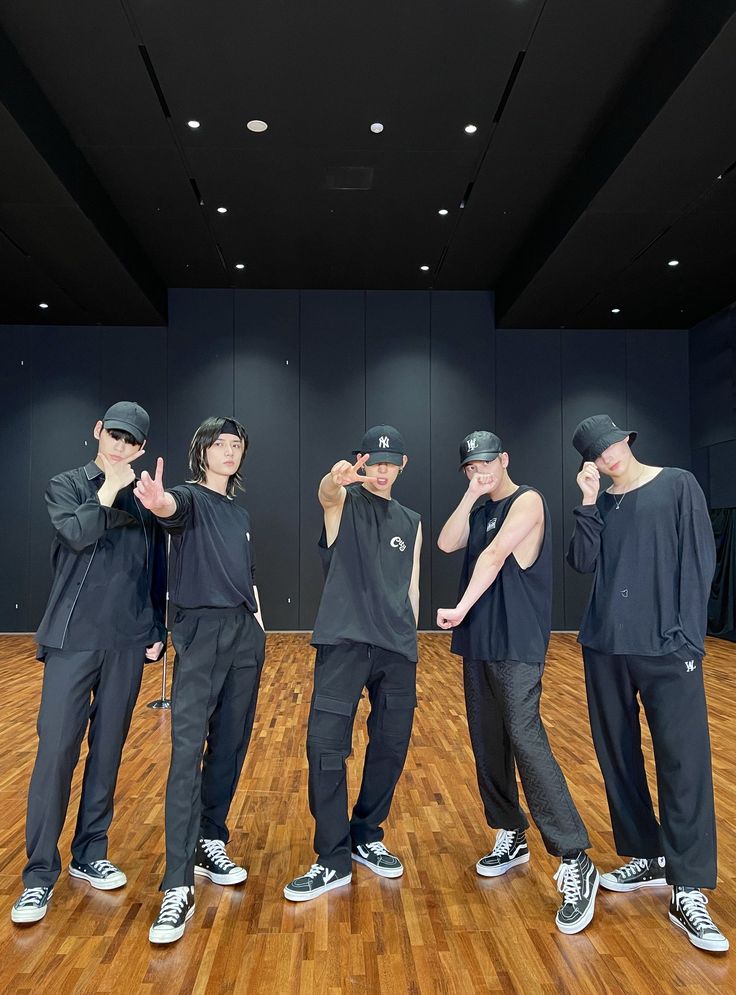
311;484;421;661
450;486;552;664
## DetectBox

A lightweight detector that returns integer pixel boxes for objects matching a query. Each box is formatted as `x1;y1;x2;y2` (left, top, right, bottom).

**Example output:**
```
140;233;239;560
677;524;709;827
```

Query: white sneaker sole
11;898;52;924
194;865;247;886
149;904;196;944
555;872;599;935
283;873;352;902
68;866;127;891
351;852;404;878
600;873;668;892
476;852;530;878
669;912;730;952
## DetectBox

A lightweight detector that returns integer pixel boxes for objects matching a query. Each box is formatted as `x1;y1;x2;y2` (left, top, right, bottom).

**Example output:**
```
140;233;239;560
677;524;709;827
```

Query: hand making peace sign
329;453;370;488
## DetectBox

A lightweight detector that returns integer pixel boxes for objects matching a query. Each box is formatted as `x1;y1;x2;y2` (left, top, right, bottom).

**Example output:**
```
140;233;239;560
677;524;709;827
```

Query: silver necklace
609;469;645;510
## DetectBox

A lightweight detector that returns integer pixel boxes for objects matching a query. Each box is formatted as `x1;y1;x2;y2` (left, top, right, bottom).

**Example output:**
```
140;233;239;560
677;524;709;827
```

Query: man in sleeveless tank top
437;431;598;935
568;414;727;953
284;425;422;902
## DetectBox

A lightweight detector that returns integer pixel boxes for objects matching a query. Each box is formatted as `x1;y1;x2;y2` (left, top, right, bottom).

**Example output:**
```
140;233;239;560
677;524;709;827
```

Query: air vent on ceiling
493;50;526;124
138;45;171;119
189;177;204;206
460;181;474;209
325;166;374;190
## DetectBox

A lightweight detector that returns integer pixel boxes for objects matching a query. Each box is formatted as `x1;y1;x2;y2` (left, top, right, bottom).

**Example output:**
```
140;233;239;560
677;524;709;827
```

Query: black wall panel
299;291;365;629
496;329;565;628
626;329;689;469
560;329;627;628
709;440;736;508
366;292;432;628
234;291;300;629
429;292;495;614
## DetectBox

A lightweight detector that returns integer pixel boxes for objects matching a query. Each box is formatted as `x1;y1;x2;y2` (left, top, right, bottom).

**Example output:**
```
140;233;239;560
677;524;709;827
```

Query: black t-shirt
567;468;715;656
450;486;553;664
160;483;257;611
311;484;421;661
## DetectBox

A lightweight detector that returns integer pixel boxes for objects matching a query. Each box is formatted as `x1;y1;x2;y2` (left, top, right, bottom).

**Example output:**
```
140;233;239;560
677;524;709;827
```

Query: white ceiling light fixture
465;124;477;134
611;308;621;314
235;263;245;270
420;265;430;272
217;206;228;214
438;209;449;216
247;119;268;133
370;122;384;134
668;259;679;267
39;302;49;309
187;120;200;129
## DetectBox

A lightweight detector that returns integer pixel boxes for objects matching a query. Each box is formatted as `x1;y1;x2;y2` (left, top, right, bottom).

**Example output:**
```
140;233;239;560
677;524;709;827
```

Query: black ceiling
0;0;735;328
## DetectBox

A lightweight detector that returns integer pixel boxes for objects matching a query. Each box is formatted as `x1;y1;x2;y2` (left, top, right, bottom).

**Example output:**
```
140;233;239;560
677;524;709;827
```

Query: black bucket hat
459;430;503;469
572;414;637;463
353;425;406;466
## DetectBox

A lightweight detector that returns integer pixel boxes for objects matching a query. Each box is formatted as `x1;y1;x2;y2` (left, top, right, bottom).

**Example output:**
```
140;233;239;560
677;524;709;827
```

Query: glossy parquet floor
0;633;733;994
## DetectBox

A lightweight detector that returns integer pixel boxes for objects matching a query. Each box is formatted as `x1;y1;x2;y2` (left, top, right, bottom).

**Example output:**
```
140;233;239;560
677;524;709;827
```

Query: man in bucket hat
568;414;727;952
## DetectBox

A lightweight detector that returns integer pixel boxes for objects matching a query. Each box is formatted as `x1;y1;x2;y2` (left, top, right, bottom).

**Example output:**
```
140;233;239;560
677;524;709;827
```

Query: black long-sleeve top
567;468;715;656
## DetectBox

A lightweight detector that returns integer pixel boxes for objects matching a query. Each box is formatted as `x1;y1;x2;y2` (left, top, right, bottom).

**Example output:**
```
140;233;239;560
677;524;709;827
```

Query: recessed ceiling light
217;206;228;214
438;209;449;216
465;124;478;134
370;122;384;134
247;120;268;133
187;120;200;129
611;308;621;314
39;302;49;309
235;263;245;270
420;265;430;272
668;259;679;267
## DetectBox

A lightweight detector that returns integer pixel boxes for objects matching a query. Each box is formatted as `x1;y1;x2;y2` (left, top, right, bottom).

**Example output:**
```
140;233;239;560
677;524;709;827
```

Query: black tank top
311;484;421;661
450;485;552;663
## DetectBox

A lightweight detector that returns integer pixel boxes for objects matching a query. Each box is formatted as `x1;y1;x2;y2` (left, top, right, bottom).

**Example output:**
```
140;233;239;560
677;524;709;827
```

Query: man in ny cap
12;402;166;925
436;431;598;935
568;414;727;952
284;425;422;901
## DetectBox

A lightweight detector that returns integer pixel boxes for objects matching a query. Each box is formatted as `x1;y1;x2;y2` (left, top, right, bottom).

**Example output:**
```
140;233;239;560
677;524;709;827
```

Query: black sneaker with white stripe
553;852;599;934
352;841;404;878
149;886;195;944
476;829;530;878
11;886;53;924
600;856;667;892
69;858;127;890
283;864;352;901
194;838;247;885
669;887;729;952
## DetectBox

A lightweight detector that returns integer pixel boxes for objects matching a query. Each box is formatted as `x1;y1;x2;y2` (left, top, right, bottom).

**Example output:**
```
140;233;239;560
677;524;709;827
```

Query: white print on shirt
620;589;628;598
379;436;390;448
246;532;250;541
486;518;497;532
390;536;407;552
684;660;696;672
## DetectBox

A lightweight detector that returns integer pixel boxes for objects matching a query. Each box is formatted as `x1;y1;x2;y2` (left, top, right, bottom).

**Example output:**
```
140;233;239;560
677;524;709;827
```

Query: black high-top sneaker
69;858;127;890
669;887;729;952
476;829;530;878
11;886;53;924
554;852;599;934
149;886;195;944
194;838;247;885
600;856;667;892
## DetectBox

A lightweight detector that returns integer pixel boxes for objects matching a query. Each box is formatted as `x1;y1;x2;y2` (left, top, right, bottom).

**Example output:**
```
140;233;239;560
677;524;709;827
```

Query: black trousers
583;647;717;888
23;647;145;888
307;643;417;877
463;658;589;857
161;607;265;890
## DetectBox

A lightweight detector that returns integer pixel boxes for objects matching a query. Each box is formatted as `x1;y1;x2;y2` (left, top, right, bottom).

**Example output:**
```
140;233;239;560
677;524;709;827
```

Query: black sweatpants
23;646;145;888
583;647;717;889
463;658;589;857
307;642;417;877
161;607;265;890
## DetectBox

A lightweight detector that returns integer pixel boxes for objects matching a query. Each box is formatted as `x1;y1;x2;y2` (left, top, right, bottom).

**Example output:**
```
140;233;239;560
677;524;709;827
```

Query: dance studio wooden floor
0;633;733;995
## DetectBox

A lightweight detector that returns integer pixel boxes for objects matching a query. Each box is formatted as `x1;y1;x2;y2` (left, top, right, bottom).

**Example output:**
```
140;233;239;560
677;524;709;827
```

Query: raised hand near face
330;453;370;487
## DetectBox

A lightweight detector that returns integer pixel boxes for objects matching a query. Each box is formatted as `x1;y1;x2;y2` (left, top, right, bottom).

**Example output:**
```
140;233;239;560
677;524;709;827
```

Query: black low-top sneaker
283;864;352;902
476;829;530;878
352;841;404;878
69;859;127;891
600;856;667;892
669;887;729;952
149;886;195;944
194;838;247;885
11;886;53;924
554;852;599;934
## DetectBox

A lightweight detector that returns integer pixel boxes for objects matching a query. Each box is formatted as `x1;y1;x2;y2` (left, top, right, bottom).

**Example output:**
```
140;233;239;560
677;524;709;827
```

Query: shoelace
200;839;235;869
89;860;118;876
156;887;190;925
677;891;719;933
490;829;515;857
16;887;47;908
302;864;328;880
616;857;651;879
554;860;582;905
364;841;392;858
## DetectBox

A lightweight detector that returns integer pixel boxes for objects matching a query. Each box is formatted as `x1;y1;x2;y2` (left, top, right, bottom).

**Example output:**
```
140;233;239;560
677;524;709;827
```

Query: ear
401;455;408;470
93;420;103;440
500;452;509;469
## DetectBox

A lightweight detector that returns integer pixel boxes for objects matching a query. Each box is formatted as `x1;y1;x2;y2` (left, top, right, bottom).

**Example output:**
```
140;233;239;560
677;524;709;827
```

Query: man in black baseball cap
568;414;727;952
12;402;166;926
285;425;421;902
437;430;597;935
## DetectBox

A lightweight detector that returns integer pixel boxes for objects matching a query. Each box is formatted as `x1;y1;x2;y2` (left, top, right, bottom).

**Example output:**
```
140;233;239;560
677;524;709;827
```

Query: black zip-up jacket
35;461;167;658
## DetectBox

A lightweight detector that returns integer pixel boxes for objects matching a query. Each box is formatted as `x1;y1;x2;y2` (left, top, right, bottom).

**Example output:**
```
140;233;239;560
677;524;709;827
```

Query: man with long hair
134;416;266;944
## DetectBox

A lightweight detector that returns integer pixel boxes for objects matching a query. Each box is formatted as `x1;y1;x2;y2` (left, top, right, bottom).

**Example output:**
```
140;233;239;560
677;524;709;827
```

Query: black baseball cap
102;401;149;444
572;414;637;462
353;424;406;466
459;430;503;468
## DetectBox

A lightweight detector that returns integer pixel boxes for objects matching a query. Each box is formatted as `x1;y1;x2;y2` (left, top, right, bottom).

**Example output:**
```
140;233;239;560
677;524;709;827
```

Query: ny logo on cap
466;438;478;452
379;436;390;448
